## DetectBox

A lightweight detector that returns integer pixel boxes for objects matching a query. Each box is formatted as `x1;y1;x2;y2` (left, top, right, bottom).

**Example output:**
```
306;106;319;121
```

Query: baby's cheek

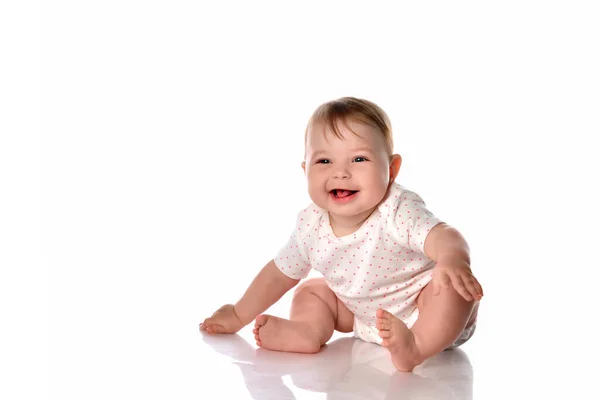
306;182;325;206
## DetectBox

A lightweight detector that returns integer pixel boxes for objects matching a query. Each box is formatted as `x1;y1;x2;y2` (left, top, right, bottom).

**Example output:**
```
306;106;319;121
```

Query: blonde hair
305;97;394;156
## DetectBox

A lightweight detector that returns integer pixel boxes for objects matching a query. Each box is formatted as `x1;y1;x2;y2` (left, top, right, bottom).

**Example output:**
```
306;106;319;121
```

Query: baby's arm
200;259;300;334
424;223;483;301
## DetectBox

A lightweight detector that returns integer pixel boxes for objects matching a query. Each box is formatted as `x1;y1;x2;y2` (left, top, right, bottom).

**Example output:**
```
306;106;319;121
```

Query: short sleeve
392;189;442;254
273;204;322;280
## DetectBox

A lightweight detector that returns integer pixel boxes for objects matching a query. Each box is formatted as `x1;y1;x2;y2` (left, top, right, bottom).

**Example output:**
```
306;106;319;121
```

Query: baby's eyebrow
310;148;374;158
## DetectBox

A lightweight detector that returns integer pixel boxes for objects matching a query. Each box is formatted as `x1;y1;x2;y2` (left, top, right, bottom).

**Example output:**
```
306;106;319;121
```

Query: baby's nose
333;168;351;179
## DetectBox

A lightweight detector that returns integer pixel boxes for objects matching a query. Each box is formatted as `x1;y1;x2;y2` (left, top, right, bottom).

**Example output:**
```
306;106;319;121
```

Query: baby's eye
353;156;368;163
316;159;331;164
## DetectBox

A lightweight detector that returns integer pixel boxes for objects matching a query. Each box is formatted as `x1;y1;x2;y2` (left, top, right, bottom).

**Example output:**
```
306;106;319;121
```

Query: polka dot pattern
274;183;442;330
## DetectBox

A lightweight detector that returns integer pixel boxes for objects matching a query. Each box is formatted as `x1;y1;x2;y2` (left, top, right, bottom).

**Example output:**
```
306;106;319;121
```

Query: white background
1;1;599;399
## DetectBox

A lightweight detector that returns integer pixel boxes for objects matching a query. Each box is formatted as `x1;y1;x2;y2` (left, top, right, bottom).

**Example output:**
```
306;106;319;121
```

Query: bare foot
252;314;321;354
376;309;422;372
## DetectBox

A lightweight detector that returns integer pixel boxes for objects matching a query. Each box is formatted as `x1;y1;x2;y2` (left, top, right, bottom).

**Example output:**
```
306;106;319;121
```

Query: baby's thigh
333;294;355;333
415;281;435;311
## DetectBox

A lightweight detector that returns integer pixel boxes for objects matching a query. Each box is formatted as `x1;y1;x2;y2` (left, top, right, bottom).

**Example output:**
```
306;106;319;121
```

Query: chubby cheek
307;186;324;207
358;167;390;199
306;170;328;204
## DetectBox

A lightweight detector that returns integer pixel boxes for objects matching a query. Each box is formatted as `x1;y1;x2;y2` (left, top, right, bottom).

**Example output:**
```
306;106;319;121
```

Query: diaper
448;319;477;348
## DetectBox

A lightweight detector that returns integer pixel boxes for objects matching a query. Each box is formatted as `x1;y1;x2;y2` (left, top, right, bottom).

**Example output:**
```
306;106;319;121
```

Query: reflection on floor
201;330;473;400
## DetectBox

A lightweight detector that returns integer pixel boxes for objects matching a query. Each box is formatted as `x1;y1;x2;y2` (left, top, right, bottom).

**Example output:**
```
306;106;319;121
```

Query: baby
200;97;483;372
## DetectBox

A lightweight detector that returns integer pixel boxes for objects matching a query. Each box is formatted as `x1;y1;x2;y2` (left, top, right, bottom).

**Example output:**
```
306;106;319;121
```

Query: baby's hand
200;304;244;334
432;256;483;302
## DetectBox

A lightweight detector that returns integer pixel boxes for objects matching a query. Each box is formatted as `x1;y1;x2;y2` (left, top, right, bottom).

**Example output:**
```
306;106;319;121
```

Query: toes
254;317;267;333
376;318;391;330
376;308;393;320
253;315;268;347
255;314;268;327
378;330;391;339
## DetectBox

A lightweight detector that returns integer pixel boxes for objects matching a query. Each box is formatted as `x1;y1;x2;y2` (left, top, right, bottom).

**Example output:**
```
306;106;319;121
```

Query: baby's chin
326;202;379;220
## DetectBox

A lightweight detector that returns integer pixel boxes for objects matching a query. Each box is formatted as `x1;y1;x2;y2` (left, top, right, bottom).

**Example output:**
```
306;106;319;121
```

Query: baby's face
303;119;394;224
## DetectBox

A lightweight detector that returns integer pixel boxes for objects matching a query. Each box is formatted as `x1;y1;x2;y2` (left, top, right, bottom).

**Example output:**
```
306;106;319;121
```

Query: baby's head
304;96;395;158
302;97;402;222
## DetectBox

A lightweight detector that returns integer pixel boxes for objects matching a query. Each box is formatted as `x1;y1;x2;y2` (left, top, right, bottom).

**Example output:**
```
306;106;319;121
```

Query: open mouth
330;189;358;199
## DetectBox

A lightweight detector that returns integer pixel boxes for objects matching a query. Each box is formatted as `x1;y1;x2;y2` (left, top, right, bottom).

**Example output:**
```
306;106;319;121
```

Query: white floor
200;323;475;400
198;295;599;400
198;293;597;399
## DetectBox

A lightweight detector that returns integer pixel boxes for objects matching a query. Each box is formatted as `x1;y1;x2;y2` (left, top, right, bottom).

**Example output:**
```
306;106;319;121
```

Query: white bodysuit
274;182;443;345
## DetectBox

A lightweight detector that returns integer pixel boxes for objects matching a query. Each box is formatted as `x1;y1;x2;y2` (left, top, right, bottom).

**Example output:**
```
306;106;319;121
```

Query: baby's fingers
469;276;484;299
202;323;225;334
449;274;473;302
199;319;210;331
200;317;221;333
456;271;483;300
460;276;480;301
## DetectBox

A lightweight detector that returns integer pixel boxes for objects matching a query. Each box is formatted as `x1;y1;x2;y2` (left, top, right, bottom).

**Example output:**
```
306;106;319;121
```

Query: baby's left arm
423;223;483;302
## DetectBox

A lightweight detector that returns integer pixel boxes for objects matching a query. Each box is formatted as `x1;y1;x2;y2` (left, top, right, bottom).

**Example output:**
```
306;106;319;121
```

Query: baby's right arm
200;259;300;334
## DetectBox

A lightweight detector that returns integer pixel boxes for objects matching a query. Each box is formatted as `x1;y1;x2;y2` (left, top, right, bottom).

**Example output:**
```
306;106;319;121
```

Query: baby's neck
328;209;375;238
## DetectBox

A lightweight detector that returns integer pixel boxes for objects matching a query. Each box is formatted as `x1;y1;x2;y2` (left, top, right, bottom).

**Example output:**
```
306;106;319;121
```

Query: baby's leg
253;278;354;353
377;282;477;371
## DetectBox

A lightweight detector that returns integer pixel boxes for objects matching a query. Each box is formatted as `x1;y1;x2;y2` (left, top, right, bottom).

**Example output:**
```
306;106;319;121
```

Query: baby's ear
389;154;402;181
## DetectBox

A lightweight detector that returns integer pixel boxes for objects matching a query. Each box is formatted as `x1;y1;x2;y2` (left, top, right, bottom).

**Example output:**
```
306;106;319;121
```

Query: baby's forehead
306;119;382;147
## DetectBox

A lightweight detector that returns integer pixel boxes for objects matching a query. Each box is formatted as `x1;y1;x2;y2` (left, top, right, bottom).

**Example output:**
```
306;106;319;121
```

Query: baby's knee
294;277;327;295
418;282;475;311
293;277;335;302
